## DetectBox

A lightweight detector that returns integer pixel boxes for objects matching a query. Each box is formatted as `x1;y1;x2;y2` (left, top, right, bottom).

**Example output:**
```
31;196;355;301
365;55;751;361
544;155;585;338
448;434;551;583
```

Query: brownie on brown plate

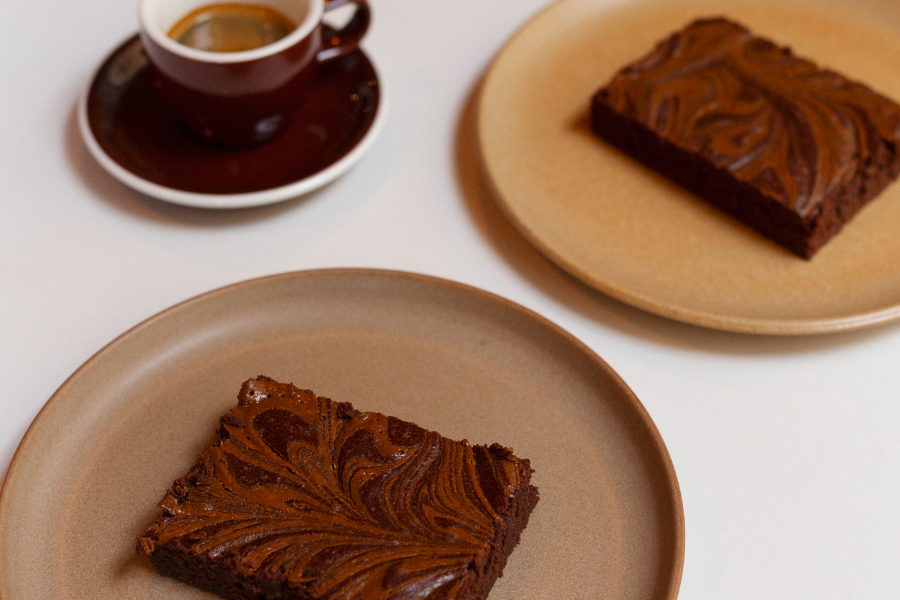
137;376;539;600
591;17;900;258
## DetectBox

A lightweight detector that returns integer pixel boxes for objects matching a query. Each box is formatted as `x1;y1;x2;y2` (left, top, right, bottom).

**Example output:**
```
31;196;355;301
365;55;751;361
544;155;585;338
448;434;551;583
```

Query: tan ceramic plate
478;0;900;335
0;270;682;600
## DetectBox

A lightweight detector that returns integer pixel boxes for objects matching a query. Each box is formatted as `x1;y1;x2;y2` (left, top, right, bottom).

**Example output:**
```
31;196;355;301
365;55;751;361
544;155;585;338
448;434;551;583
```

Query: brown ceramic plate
478;0;900;334
0;270;683;600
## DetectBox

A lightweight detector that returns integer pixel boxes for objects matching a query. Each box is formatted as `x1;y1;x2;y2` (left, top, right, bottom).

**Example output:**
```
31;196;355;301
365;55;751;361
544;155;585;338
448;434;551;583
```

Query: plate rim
477;0;900;336
0;268;685;599
77;35;388;210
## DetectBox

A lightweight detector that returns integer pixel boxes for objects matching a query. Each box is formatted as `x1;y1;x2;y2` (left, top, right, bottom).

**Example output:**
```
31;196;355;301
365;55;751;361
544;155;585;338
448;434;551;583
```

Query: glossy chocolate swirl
596;18;900;217
138;377;533;600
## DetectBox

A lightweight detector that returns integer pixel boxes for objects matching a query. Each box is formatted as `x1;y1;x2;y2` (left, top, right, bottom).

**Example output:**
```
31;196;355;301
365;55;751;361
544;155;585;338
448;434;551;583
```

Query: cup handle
316;0;370;62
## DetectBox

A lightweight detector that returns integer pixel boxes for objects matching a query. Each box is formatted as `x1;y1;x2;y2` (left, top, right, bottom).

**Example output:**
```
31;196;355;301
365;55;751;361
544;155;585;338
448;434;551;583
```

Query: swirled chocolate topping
591;18;900;257
138;377;538;600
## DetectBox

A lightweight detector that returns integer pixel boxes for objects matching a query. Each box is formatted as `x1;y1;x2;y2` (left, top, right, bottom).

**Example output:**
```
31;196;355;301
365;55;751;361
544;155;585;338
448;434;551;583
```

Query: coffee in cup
139;0;370;148
168;3;297;52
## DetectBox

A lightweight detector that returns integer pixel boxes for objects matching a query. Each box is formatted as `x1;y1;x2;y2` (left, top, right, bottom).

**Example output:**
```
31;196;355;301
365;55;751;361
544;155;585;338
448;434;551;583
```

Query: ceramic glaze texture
595;18;900;218
141;24;322;147
138;377;536;600
141;30;319;95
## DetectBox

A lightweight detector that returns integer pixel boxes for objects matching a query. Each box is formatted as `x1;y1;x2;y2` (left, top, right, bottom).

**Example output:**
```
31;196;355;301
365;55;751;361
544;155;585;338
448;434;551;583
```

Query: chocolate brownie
137;377;539;600
591;17;900;258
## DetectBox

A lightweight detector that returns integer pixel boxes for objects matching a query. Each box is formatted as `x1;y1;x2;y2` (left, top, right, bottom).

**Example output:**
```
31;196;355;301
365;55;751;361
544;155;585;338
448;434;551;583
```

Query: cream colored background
1;0;899;599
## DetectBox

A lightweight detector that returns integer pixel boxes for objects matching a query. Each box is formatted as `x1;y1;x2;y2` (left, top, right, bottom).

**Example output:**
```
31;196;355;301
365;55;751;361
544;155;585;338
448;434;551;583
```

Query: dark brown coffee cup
140;0;370;148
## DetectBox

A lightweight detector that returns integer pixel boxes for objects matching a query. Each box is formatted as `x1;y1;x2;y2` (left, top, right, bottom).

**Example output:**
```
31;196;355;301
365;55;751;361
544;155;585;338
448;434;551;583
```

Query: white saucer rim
77;40;387;210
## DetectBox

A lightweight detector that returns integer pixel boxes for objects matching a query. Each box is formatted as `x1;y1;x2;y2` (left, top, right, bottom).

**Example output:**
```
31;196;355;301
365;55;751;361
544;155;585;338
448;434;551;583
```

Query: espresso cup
139;0;370;148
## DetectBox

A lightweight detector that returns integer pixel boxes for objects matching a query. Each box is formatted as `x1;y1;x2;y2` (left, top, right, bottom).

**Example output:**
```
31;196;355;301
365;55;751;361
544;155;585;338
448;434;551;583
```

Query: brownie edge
591;17;900;258
137;377;538;600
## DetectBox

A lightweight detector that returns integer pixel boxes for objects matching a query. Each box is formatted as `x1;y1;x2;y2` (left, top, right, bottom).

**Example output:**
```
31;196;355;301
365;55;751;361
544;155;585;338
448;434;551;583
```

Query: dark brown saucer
79;35;384;208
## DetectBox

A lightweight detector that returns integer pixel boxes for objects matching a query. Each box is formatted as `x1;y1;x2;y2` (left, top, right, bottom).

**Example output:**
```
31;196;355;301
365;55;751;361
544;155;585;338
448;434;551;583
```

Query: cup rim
139;0;324;64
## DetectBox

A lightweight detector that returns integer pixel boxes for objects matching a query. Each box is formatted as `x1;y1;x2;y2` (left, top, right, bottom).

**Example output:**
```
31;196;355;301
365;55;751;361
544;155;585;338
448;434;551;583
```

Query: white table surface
2;0;899;598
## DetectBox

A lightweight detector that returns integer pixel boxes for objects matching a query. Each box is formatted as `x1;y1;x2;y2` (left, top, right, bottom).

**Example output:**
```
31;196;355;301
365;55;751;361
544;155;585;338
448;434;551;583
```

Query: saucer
78;35;385;209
